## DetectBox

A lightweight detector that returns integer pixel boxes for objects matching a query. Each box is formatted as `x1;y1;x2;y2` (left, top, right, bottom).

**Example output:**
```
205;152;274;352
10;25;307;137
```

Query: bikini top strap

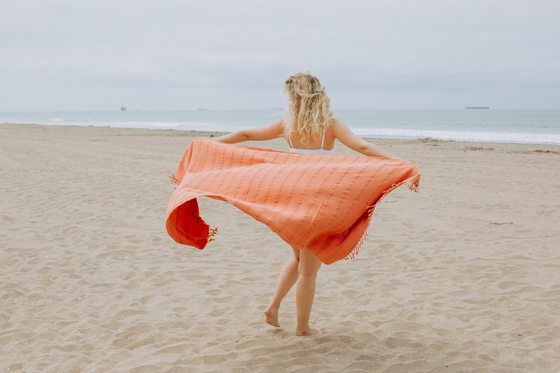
290;130;326;149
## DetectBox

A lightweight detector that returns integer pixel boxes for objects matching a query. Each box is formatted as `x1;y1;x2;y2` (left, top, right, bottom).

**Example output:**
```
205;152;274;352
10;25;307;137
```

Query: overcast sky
1;0;559;111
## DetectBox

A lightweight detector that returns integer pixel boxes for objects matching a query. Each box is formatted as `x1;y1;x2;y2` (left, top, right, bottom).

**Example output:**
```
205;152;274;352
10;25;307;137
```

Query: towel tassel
207;227;218;243
342;178;419;261
169;174;180;190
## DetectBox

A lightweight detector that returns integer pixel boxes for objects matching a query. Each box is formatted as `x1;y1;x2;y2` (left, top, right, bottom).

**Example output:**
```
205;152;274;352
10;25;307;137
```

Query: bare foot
264;306;280;327
295;327;324;336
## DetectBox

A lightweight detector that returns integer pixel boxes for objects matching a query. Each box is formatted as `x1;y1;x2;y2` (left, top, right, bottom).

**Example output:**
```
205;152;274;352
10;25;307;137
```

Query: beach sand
1;122;560;372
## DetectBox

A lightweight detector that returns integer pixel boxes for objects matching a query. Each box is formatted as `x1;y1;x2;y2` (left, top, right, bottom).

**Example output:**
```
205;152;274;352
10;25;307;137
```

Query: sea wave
3;110;558;146
353;128;560;145
152;123;182;127
49;117;94;123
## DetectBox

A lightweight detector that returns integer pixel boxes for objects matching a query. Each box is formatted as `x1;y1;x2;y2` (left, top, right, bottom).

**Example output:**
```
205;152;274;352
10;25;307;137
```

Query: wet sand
1;122;560;372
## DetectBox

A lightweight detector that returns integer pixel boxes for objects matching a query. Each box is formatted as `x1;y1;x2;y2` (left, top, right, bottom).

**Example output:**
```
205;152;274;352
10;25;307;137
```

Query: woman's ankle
295;325;323;336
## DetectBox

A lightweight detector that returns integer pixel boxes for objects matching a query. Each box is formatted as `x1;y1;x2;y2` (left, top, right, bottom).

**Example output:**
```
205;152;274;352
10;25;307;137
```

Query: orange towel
166;139;420;264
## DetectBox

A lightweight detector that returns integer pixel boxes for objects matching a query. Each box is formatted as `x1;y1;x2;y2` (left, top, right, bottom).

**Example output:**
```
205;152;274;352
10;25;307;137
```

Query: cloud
1;0;559;109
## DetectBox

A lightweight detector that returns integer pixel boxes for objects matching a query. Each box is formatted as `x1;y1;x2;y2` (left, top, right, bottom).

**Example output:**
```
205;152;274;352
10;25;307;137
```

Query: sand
1;122;560;372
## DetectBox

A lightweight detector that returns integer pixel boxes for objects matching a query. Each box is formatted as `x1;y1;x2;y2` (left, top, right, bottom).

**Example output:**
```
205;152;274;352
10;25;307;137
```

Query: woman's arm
212;120;285;144
331;119;400;159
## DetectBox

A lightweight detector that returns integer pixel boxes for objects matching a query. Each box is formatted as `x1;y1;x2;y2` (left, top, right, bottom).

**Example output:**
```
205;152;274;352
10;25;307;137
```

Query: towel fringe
207;227;218;243
169;174;180;185
169;174;180;190
342;179;419;261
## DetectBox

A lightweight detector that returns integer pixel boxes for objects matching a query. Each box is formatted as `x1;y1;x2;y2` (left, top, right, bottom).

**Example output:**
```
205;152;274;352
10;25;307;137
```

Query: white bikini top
288;130;335;155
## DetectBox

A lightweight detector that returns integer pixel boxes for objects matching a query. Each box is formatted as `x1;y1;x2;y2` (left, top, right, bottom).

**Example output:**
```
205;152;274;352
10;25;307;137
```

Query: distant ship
198;108;206;111
120;104;127;111
466;106;489;109
273;108;284;110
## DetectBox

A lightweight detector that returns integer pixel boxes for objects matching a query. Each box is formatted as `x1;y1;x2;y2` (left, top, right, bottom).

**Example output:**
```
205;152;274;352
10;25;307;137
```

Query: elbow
358;144;372;156
237;130;251;142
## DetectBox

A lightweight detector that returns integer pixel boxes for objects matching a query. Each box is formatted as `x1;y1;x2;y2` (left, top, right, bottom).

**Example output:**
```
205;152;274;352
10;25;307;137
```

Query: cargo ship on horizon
466;106;489;109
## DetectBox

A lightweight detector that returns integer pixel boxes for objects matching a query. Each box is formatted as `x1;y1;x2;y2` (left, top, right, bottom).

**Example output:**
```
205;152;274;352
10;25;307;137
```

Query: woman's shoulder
329;118;347;128
271;119;287;137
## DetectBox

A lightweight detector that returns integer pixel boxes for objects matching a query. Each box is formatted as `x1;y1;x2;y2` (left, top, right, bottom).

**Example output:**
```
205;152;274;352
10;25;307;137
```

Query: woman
212;70;400;336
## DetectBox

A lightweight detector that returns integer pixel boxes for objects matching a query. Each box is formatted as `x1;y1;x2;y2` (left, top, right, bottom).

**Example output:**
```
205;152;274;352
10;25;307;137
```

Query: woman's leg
295;248;323;336
264;247;301;327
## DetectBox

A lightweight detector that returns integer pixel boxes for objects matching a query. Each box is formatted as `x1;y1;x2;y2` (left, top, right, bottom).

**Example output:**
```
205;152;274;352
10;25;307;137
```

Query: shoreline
4;122;560;152
3;107;559;145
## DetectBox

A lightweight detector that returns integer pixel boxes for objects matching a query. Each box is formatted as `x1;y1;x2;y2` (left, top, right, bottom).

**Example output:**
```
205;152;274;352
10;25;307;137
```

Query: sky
1;0;559;111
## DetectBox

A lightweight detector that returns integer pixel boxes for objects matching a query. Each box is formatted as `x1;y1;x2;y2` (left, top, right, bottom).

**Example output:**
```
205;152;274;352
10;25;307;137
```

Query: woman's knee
298;267;319;279
298;249;322;277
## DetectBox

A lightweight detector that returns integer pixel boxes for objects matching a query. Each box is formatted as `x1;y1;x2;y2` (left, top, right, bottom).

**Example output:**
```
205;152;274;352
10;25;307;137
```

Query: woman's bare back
284;121;336;151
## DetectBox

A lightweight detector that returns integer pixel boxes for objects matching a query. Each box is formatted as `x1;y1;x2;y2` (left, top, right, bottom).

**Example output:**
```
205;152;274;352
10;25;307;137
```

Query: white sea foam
153;123;182;127
354;128;560;145
3;110;559;145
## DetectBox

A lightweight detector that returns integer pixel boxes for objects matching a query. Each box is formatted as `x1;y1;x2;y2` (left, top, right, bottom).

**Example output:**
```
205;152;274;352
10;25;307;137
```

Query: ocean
2;109;559;145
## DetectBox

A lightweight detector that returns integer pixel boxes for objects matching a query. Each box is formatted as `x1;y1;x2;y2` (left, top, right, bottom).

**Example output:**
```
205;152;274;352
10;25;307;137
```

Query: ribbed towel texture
166;139;420;264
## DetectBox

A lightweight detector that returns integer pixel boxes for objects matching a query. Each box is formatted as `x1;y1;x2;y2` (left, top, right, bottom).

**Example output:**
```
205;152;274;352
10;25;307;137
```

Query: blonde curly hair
283;70;333;145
